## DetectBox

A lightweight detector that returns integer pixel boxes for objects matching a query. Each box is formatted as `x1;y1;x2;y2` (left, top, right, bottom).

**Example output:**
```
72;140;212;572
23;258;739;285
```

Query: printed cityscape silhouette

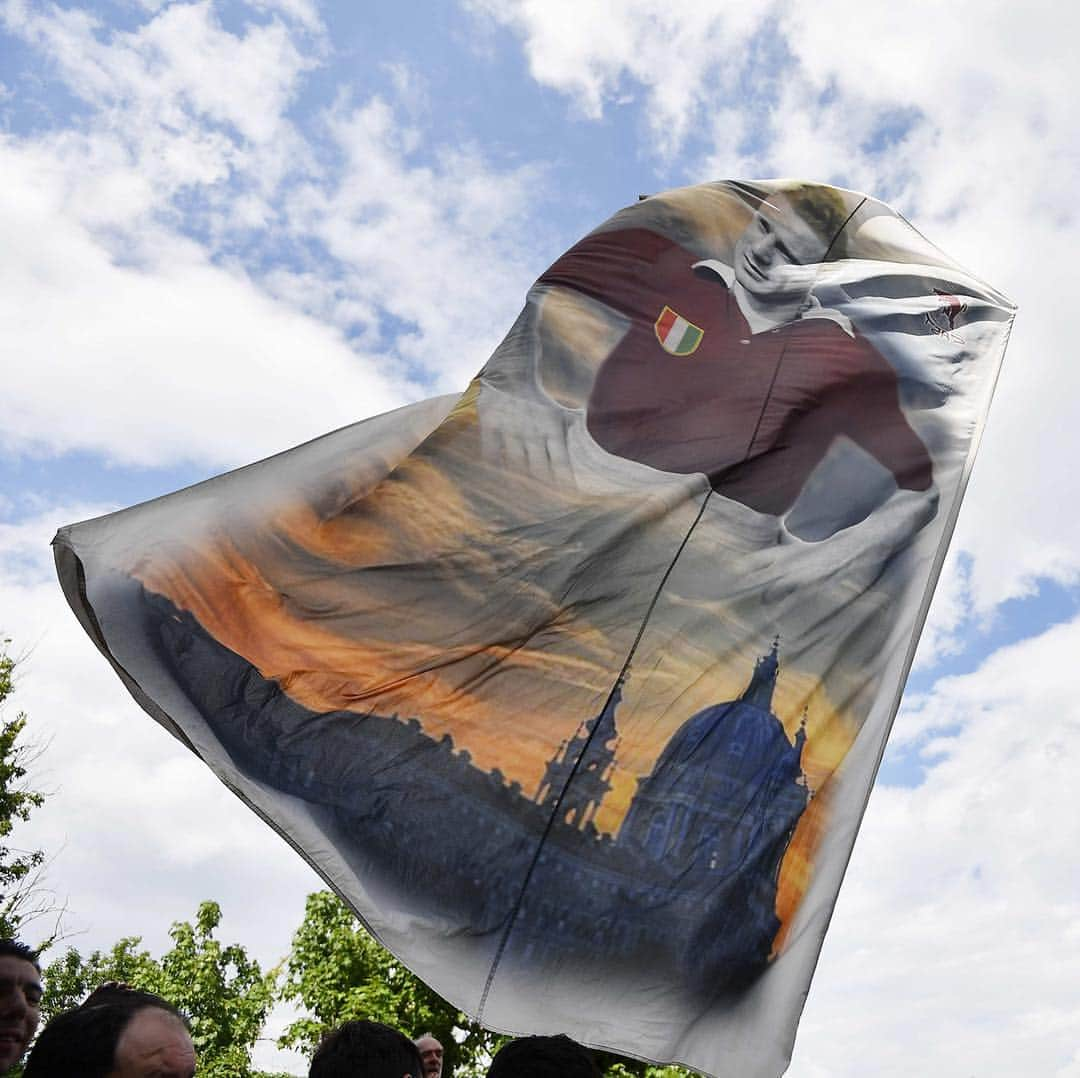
145;588;811;995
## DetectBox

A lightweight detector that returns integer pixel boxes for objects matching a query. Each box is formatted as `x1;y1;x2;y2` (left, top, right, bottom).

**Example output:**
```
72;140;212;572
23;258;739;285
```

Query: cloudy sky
0;1;1077;1074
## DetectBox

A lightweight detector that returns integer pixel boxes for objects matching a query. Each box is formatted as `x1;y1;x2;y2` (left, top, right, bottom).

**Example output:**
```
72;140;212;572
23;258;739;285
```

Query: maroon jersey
539;228;933;515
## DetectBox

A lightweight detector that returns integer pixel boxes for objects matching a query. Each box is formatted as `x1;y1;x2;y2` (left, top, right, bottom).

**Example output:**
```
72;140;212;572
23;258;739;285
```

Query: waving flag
54;181;1014;1078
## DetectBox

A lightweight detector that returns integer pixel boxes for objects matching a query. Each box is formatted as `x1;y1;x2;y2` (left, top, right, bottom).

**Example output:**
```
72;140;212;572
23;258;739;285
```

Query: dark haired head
486;1034;601;1078
0;939;41;973
23;985;189;1078
79;983;185;1020
310;1019;423;1078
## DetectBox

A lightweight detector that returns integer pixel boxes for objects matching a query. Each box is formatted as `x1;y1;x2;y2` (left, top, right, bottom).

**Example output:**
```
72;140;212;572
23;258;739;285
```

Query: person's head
0;939;42;1073
23;988;194;1078
486;1034;600;1078
414;1032;444;1078
732;184;850;324
309;1019;423;1078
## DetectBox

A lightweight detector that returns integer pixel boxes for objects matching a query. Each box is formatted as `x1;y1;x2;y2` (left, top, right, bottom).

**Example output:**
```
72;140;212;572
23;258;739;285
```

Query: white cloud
282;92;549;393
250;0;323;35
0;137;409;468
3;0;317;142
793;614;1080;1075
1;0;316;222
0;0;550;469
467;1;767;154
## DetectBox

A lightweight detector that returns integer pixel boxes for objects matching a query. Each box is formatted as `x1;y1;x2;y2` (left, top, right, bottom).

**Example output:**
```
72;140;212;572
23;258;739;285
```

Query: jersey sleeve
536;228;685;322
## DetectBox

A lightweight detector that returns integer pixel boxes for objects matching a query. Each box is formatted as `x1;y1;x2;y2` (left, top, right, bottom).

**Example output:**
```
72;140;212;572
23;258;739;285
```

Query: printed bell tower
535;675;622;829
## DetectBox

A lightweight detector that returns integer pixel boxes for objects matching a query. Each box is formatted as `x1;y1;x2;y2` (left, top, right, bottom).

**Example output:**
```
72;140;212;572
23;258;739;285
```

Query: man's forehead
753;194;799;227
751;193;829;252
118;1010;196;1069
417;1035;442;1049
0;955;42;986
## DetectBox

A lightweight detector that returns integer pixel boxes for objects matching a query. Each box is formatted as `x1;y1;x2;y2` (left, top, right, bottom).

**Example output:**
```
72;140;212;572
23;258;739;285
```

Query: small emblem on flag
924;288;967;342
654;305;704;356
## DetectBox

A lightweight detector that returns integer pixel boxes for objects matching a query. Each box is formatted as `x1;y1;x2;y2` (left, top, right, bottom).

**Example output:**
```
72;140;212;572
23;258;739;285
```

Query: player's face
733;195;827;316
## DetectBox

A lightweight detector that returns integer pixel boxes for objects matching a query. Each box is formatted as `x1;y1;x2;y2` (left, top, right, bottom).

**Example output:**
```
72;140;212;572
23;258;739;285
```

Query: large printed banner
55;181;1014;1077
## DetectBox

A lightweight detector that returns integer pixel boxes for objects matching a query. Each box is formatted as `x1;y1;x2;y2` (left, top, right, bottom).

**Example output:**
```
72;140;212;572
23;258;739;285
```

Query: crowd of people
0;938;605;1077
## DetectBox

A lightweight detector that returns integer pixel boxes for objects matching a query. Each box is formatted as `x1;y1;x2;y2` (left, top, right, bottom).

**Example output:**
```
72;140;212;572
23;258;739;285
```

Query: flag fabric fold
54;180;1015;1078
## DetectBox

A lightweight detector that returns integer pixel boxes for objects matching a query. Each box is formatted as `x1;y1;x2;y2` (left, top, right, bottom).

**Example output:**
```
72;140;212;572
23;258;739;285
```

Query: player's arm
842;363;934;494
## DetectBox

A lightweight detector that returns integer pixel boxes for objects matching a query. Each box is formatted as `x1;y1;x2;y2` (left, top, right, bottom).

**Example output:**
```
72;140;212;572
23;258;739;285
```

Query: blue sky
1;1;1078;1075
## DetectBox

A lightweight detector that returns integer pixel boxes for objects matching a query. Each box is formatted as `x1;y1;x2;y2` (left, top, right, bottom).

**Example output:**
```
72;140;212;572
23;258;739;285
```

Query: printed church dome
618;639;807;882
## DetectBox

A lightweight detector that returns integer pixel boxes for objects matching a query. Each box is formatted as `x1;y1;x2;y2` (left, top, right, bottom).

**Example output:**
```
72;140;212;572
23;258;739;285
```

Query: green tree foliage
0;640;50;943
41;900;280;1077
279;890;502;1076
40;936;160;1018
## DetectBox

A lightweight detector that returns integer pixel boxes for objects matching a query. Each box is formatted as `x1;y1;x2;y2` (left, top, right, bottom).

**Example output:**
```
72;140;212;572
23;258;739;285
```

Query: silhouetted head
310;1019;423;1078
486;1034;601;1078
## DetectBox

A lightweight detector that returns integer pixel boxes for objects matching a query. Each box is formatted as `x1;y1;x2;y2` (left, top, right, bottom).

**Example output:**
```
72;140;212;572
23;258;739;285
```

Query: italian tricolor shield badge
654;304;704;355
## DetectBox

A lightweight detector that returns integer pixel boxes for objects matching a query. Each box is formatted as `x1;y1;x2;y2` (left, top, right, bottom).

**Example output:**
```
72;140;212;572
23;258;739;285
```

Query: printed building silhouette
146;588;811;994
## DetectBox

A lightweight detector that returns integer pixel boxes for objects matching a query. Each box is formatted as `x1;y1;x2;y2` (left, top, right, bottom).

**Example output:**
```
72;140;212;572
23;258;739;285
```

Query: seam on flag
478;485;715;1020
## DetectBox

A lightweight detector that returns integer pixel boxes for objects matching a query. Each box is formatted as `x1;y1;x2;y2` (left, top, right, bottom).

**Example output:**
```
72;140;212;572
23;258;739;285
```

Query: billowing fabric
54;180;1015;1078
